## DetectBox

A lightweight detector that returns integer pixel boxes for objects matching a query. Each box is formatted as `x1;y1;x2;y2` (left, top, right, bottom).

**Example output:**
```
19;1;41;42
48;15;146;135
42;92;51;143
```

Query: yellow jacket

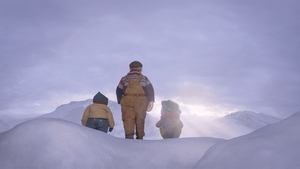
81;103;115;128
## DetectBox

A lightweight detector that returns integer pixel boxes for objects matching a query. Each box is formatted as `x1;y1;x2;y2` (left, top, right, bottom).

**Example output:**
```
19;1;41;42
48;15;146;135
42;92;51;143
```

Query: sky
0;0;299;118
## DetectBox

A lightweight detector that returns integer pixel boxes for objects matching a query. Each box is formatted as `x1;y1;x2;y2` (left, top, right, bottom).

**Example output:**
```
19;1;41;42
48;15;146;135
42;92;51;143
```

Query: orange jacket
81;103;115;128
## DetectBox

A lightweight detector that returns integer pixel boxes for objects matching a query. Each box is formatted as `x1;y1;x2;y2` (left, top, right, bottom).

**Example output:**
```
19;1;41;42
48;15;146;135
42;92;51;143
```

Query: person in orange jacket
81;92;115;133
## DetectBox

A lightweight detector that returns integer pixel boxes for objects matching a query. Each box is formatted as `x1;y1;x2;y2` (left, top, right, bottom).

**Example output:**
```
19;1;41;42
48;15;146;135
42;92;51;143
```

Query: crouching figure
156;100;183;139
81;92;115;133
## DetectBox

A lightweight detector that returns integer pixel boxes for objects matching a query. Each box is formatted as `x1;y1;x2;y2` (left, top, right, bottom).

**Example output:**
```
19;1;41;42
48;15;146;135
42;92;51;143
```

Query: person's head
129;61;143;72
93;92;108;105
161;100;181;114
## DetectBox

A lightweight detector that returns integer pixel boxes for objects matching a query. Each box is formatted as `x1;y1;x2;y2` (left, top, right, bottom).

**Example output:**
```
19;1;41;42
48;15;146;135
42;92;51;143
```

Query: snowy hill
1;112;299;169
40;101;281;139
220;111;280;129
0;100;282;140
0;115;32;133
40;100;160;139
194;112;300;169
40;99;91;123
0;120;7;132
181;111;280;139
0;118;223;169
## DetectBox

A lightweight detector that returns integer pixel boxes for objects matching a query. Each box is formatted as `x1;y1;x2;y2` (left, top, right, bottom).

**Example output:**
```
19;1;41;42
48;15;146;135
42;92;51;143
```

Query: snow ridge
0;118;223;169
194;112;300;169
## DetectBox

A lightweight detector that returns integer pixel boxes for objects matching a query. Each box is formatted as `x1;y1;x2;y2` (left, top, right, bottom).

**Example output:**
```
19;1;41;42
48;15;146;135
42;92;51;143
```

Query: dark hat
129;61;143;69
93;92;108;105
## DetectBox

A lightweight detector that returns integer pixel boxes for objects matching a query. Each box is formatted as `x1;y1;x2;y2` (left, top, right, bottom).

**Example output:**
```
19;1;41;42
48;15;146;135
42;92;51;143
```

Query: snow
1;100;282;141
40;100;161;139
221;110;280;129
0;99;282;140
0;102;299;169
40;99;91;123
181;111;280;139
0;121;7;132
41;100;281;139
0;118;223;169
0;115;32;133
194;112;300;169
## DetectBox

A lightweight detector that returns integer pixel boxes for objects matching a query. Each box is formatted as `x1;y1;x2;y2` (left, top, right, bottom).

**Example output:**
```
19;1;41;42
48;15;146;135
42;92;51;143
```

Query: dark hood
93;92;108;105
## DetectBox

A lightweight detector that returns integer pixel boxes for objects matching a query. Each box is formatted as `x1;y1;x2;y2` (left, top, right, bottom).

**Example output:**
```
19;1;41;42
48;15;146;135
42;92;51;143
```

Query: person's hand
109;128;113;132
147;101;154;112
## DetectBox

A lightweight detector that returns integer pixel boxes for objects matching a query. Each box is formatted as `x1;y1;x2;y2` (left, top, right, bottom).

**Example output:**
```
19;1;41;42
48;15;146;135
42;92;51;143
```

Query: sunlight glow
181;100;238;117
148;96;240;118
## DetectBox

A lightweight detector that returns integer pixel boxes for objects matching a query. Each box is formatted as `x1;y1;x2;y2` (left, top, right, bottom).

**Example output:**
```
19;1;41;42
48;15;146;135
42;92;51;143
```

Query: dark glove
109;128;113;132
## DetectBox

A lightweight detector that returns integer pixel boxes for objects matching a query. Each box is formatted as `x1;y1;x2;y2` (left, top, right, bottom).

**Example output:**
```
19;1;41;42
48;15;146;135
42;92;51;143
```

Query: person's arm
143;76;155;112
81;106;90;126
144;83;155;102
116;78;125;104
116;87;123;104
143;76;155;102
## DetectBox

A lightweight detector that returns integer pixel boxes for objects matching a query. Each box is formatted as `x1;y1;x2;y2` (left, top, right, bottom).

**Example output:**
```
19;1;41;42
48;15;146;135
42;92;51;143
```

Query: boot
125;134;134;139
136;136;143;140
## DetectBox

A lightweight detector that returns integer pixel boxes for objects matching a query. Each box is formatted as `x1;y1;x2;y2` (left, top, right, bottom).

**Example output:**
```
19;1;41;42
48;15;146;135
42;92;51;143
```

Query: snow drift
194;112;300;169
0;115;32;133
41;100;280;139
40;100;160;139
0;118;223;169
0;99;281;143
220;110;279;129
181;110;280;139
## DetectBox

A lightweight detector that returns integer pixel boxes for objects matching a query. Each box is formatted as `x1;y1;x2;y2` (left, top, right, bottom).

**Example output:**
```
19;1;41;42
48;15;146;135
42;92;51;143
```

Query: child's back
81;92;115;133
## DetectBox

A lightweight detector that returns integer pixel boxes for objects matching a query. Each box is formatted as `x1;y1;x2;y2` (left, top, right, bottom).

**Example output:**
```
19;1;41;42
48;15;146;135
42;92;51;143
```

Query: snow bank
42;100;280;140
181;111;280;139
0;115;32;133
194;112;300;169
41;100;161;139
221;111;280;129
0;118;223;169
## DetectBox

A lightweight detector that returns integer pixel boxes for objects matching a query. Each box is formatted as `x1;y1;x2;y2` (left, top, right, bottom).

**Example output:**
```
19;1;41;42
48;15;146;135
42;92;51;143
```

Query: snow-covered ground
40;100;280;139
0;120;7;132
194;112;300;169
220;110;279;129
0;118;223;169
0;111;299;169
0;98;299;169
0;114;32;133
39;99;161;139
177;110;280;139
0;99;280;140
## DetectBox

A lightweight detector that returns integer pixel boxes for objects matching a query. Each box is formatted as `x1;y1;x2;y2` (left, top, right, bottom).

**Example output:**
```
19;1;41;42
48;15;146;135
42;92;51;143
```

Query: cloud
0;0;299;117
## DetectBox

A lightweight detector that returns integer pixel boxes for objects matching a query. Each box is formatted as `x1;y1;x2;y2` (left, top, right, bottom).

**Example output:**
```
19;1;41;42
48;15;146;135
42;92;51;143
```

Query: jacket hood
93;92;108;105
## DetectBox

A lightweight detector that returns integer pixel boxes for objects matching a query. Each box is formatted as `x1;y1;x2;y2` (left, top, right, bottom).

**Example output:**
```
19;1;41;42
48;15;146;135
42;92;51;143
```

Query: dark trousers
86;118;109;133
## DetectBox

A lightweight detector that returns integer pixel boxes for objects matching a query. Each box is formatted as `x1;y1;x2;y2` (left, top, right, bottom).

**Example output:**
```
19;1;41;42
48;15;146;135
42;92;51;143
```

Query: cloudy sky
0;0;299;117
